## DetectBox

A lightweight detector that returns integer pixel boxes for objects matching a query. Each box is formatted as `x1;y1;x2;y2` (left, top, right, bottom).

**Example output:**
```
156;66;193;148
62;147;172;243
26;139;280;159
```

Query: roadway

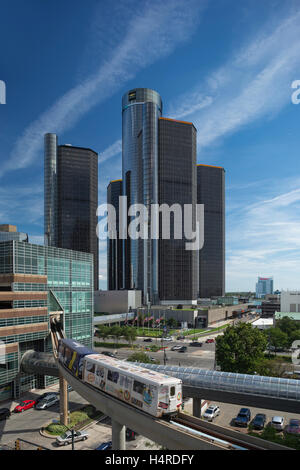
94;337;216;370
0;388;89;448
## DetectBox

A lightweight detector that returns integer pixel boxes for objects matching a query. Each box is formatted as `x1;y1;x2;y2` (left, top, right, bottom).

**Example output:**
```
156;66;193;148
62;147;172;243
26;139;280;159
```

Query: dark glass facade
107;180;123;290
44;136;99;290
122;89;162;304
197;165;225;298
158;118;198;302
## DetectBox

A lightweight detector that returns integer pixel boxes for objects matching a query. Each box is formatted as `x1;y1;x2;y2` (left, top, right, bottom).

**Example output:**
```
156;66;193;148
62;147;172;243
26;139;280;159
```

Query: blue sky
1;0;300;292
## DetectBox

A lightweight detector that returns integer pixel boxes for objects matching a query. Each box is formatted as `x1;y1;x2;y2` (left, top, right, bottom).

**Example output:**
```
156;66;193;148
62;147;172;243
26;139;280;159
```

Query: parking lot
184;399;300;435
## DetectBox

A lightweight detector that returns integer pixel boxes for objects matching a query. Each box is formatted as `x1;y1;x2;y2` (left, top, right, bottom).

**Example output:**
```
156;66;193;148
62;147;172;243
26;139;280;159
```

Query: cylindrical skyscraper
44;133;57;246
122;88;162;304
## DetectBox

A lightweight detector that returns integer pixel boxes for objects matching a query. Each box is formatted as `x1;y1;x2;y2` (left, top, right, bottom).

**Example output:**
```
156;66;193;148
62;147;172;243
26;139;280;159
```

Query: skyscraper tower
44;133;58;247
122;88;162;304
44;134;99;290
121;88;198;304
107;179;123;290
158;118;198;303
197;164;225;298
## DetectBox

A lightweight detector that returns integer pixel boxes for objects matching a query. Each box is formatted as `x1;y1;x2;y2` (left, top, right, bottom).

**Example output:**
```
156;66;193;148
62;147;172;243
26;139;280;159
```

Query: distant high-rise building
107;179;123;290
256;277;273;299
121;88;198;304
0;224;28;242
197;164;225;298
44;134;98;290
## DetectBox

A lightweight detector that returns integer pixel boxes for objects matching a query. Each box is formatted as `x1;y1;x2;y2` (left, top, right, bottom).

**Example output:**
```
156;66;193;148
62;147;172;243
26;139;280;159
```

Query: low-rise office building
0;240;93;402
274;311;300;324
94;290;142;315
0;224;28;242
280;290;300;313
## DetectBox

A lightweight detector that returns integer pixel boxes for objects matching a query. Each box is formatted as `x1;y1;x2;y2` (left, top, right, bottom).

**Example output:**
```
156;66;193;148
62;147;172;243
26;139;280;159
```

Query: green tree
110;325;122;345
97;325;110;342
267;327;289;352
215;323;267;374
167;317;177;328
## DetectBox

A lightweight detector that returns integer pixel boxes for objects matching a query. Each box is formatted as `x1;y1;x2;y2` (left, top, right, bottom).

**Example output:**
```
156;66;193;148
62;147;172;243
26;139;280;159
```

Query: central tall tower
122;88;162;304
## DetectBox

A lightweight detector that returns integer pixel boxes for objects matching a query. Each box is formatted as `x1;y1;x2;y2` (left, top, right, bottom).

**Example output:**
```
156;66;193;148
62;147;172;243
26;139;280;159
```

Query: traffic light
15;439;20;450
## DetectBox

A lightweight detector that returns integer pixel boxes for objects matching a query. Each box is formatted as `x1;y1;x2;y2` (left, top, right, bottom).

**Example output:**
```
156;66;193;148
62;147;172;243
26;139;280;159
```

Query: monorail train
58;339;182;418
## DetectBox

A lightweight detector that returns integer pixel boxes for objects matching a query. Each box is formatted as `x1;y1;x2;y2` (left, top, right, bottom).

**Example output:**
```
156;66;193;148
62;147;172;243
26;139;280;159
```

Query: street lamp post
63;424;75;450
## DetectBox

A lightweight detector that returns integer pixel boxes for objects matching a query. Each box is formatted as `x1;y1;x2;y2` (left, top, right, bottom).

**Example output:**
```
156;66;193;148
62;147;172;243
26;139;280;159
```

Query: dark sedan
0;408;11;421
252;413;266;430
101;351;116;358
96;441;112;450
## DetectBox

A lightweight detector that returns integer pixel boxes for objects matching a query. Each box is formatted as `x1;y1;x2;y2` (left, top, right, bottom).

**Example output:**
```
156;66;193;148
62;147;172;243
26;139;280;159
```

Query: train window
133;380;146;395
86;361;95;373
170;386;175;396
107;370;119;383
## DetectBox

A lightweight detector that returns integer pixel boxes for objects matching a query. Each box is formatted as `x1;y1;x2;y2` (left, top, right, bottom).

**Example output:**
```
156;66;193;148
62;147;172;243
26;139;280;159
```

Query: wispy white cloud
99;139;122;164
226;176;300;290
167;7;300;150
2;0;205;178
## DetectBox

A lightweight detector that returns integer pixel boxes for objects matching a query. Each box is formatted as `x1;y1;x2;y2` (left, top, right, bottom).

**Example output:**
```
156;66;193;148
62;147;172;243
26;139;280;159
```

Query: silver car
56;430;89;446
36;394;59;410
271;416;285;431
202;405;220;421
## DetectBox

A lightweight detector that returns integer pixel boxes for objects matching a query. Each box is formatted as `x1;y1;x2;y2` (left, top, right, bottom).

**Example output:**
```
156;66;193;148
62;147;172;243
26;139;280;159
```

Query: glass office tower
0;241;93;401
122;88;162;304
197;164;225;298
44;135;99;290
158;118;198;303
107;179;123;290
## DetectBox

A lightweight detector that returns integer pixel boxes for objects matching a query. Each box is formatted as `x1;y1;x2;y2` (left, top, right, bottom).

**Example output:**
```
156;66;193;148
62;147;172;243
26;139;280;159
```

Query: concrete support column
59;373;68;426
111;419;126;450
192;397;202;418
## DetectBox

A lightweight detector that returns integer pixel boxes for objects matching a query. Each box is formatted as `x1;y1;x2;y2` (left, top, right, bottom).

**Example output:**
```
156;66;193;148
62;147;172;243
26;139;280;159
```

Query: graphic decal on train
58;339;182;418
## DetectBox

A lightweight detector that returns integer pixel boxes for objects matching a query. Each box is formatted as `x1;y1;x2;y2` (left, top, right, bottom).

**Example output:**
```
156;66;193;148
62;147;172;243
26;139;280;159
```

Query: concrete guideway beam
57;363;225;450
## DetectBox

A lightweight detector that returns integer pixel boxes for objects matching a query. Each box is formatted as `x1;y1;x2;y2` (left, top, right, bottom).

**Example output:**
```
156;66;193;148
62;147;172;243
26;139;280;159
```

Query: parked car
202;405;220;421
271;416;285;431
252;413;267;430
162;337;173;342
285;419;300;436
35;392;58;407
177;336;185;340
101;351;116;358
14;400;36;413
0;408;11;421
96;441;112;450
56;430;89;446
206;338;215;343
36;394;59;410
178;346;187;353
189;342;203;347
143;338;152;342
171;345;183;351
234;408;251;427
126;428;138;441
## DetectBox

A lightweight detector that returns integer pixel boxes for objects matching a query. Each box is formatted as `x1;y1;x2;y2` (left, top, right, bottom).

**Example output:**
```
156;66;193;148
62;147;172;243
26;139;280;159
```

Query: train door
168;384;178;412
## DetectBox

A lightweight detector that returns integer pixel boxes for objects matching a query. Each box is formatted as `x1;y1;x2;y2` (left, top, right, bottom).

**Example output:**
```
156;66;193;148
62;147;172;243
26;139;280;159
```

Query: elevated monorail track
57;362;292;450
172;413;291;451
